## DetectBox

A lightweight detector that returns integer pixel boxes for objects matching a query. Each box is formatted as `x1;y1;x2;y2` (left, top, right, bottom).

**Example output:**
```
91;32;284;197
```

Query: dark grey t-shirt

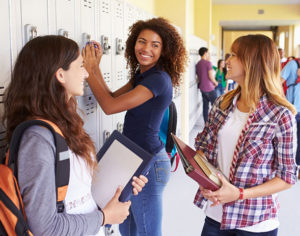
17;126;102;235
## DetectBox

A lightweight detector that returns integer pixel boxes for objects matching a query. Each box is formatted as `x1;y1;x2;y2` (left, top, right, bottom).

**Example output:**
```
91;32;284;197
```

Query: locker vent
117;71;123;81
101;1;109;14
84;95;96;115
83;0;92;9
115;3;123;19
103;72;111;84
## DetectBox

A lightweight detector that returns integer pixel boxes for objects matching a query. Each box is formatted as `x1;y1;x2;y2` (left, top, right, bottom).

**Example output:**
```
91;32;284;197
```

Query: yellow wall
194;0;211;44
126;0;155;14
212;4;300;58
223;31;273;55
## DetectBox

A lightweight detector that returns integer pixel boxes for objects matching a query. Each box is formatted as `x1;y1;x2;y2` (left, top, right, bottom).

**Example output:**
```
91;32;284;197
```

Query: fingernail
217;172;221;176
132;176;137;180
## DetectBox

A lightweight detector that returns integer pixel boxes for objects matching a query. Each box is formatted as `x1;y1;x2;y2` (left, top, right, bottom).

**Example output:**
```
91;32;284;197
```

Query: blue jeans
119;148;171;236
201;217;278;236
201;90;217;123
215;86;224;98
296;113;300;165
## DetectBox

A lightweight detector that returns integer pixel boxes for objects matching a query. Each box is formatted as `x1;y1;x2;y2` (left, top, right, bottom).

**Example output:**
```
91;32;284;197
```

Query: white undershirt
205;105;279;232
64;151;102;236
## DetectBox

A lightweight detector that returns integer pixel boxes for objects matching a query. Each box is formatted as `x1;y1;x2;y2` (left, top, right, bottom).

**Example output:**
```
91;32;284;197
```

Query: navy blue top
123;66;173;154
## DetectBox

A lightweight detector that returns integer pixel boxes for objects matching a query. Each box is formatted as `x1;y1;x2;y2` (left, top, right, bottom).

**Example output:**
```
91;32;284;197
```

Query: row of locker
0;0;187;155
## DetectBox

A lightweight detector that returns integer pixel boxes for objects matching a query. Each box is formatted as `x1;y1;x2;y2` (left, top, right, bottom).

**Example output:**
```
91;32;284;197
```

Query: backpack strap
166;101;177;153
6;119;69;213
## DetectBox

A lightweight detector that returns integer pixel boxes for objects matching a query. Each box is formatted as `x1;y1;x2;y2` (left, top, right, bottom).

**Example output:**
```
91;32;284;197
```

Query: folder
91;130;153;209
171;133;221;191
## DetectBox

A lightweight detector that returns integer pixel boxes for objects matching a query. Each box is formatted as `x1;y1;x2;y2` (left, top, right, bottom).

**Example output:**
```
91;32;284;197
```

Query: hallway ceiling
212;0;300;4
213;0;300;29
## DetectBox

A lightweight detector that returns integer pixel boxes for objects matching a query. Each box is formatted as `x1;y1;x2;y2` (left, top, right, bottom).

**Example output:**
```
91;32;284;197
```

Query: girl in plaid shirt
194;35;298;235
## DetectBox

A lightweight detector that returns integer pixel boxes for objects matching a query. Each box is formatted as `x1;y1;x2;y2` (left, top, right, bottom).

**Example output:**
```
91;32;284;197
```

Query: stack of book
171;133;221;191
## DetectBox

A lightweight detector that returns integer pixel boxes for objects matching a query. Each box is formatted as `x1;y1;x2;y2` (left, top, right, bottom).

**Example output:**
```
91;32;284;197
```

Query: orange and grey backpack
0;120;70;236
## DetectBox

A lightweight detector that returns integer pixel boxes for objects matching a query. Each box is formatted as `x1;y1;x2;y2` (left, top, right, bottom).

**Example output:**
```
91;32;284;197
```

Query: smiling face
134;29;163;73
226;52;245;86
57;53;89;99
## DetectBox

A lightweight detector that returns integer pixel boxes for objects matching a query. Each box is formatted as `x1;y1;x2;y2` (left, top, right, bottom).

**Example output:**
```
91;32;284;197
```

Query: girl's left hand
201;173;240;206
131;175;148;195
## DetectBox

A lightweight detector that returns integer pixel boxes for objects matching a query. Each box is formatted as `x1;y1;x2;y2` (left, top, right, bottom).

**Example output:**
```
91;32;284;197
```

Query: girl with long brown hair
83;17;187;236
2;35;147;235
194;34;297;235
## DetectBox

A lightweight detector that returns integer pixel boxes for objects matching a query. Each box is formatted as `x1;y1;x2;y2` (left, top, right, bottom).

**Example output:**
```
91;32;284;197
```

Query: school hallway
102;118;300;236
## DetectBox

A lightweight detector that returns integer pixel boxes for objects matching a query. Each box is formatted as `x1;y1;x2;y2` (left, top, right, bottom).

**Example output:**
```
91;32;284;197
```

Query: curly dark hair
125;17;187;87
2;35;96;168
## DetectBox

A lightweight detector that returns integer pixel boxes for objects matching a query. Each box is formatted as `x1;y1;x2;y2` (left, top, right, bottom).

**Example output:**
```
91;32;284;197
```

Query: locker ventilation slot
101;1;109;14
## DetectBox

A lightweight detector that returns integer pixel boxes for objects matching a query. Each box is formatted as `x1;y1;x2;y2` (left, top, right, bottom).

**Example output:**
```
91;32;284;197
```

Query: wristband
100;209;106;226
238;188;244;200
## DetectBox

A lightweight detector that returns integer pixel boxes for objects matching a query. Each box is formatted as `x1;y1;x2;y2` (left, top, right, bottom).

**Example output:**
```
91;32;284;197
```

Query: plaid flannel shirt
194;94;297;230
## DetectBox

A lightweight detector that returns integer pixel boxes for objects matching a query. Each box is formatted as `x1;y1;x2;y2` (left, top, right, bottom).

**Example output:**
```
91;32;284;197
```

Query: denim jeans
201;217;278;236
119;148;171;236
215;86;224;98
296;113;300;165
201;90;217;123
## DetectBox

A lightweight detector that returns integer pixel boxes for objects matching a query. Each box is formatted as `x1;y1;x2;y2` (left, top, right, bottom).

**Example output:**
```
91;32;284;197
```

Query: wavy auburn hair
125;17;187;87
2;35;96;168
221;34;296;114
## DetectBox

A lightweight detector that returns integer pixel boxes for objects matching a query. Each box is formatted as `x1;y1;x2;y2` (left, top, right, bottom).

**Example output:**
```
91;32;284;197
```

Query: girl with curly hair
3;35;147;235
83;17;187;236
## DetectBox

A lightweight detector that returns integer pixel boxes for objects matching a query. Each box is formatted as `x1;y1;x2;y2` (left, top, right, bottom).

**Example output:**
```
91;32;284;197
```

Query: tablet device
91;130;153;208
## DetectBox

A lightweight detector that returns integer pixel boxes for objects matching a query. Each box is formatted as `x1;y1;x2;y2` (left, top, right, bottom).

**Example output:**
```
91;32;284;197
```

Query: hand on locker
82;41;102;73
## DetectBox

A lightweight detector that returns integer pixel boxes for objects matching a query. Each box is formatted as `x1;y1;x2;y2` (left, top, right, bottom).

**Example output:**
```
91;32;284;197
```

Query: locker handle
24;24;38;43
58;29;69;38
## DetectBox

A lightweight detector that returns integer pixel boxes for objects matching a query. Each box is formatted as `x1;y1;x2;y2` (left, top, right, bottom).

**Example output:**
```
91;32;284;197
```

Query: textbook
91;130;153;209
171;133;221;191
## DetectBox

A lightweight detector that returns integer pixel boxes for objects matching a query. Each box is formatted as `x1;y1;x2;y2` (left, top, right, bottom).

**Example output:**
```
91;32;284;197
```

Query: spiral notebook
91;130;153;209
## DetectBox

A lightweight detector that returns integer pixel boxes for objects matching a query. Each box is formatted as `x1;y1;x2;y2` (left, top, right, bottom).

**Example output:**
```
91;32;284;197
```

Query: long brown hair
125;17;187;87
3;35;96;168
221;34;296;114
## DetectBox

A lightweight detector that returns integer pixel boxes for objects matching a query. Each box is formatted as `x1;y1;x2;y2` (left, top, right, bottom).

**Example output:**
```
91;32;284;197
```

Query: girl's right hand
101;186;131;225
82;41;102;73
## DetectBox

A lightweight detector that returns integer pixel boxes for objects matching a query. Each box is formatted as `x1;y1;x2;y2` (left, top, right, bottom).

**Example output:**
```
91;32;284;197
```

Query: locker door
55;0;76;39
98;0;113;145
111;0;126;133
111;0;125;90
75;0;100;149
0;0;13;158
123;2;134;82
20;0;55;44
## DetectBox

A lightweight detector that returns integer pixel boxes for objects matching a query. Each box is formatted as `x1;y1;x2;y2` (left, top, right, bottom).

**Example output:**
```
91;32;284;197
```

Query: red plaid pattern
194;94;297;230
229;114;254;182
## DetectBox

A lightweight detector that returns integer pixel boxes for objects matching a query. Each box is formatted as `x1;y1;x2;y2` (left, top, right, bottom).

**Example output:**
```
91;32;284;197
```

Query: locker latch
58;29;69;38
103;130;111;142
24;24;38;43
117;122;123;133
116;38;124;55
101;36;111;55
82;33;91;47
